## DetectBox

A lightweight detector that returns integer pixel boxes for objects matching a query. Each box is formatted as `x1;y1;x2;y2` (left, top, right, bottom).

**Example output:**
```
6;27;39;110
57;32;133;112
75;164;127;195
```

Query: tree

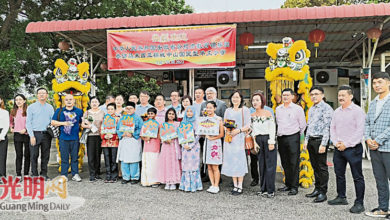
281;0;389;8
96;74;161;102
0;0;192;99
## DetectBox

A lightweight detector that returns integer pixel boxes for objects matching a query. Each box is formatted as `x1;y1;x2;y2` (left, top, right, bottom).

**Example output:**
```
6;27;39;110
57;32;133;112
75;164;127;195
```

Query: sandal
236;188;243;195
231;187;238;194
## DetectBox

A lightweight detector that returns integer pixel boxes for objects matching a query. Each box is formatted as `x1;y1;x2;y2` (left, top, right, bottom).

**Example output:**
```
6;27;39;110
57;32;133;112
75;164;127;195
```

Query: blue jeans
59;139;79;176
121;162;139;181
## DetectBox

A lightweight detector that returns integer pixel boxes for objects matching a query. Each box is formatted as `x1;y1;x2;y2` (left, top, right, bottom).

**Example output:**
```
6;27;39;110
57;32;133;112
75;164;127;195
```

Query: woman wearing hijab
179;106;203;192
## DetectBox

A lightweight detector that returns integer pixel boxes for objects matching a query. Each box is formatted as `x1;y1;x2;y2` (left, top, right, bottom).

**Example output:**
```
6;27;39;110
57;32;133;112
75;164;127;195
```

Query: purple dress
179;123;203;192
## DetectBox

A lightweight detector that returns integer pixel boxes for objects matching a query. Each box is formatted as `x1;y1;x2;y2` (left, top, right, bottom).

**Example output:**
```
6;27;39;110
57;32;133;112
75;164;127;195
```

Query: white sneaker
211;186;220;194
165;184;170;190
58;175;68;183
206;186;214;193
169;184;176;190
72;174;82;182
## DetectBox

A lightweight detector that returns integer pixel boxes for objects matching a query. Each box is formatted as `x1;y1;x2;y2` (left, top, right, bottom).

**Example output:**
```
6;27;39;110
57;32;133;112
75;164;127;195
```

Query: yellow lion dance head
265;37;313;114
52;58;90;111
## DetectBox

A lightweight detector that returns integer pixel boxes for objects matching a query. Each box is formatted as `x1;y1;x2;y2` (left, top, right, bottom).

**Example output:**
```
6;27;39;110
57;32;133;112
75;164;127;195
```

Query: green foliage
96;73;161;102
0;49;22;99
0;0;192;100
281;0;389;8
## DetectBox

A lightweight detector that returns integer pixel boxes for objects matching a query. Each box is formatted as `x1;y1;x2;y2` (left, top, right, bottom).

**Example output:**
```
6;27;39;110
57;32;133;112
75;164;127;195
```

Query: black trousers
250;152;259;182
333;143;365;205
277;132;300;190
14;133;30;176
307;138;329;194
103;147;118;180
87;135;102;178
256;135;277;193
0;135;8;177
370;150;390;211
97;144;102;175
30;131;51;176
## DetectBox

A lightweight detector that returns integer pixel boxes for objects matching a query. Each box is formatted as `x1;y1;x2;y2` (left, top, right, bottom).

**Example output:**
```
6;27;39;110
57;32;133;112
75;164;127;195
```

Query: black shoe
121;180;128;184
314;194;327;203
95;175;102;180
42;175;51;181
131;179;139;184
89;177;97;182
305;189;320;198
328;197;348;205
288;189;298;196
385;214;390;219
278;186;291;192
250;180;259;187
232;188;243;196
350;203;365;214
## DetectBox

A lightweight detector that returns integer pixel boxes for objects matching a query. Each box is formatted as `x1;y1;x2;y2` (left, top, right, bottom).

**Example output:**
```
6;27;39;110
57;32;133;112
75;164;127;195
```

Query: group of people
0;72;389;217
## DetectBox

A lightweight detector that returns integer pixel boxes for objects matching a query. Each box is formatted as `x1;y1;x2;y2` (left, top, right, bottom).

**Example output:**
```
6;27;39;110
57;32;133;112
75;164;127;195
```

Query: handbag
242;108;254;150
250;139;260;154
80;110;91;144
47;107;62;139
79;129;89;144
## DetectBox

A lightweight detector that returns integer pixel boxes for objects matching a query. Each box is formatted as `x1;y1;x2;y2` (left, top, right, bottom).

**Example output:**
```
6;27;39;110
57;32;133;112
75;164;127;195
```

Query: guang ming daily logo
0;176;85;213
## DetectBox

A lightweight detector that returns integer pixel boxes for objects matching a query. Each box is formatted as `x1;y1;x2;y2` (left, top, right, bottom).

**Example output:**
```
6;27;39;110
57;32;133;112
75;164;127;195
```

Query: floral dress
204;115;223;165
179;123;203;192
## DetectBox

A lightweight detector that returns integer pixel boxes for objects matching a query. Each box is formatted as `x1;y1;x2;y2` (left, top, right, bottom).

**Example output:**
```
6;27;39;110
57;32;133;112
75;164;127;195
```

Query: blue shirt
249;106;275;118
26;102;54;137
135;104;154;116
166;104;182;114
53;107;83;141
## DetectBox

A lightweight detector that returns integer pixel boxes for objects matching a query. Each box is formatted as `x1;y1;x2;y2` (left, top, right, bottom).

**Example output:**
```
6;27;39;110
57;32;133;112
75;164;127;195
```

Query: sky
185;0;286;12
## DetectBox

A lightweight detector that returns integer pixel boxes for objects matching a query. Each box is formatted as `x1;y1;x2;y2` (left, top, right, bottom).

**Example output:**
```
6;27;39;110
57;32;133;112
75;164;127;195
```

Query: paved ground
0;135;378;220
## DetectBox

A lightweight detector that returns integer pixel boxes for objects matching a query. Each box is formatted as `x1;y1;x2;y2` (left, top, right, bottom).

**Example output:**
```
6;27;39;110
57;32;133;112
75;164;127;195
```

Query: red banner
107;24;236;70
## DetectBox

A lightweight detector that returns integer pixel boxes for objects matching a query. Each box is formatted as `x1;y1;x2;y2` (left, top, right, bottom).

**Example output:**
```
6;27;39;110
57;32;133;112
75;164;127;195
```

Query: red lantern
144;76;150;82
366;27;382;42
58;41;70;51
100;63;108;71
308;29;325;57
239;32;254;50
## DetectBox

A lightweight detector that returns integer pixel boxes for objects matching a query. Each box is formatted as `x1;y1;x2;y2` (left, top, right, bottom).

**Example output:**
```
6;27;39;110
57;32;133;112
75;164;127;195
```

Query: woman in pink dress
157;108;181;190
141;107;161;187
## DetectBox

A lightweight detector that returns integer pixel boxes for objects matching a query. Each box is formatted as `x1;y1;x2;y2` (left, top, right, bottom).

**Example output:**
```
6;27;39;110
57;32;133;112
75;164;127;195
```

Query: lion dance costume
265;37;314;188
52;58;90;172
